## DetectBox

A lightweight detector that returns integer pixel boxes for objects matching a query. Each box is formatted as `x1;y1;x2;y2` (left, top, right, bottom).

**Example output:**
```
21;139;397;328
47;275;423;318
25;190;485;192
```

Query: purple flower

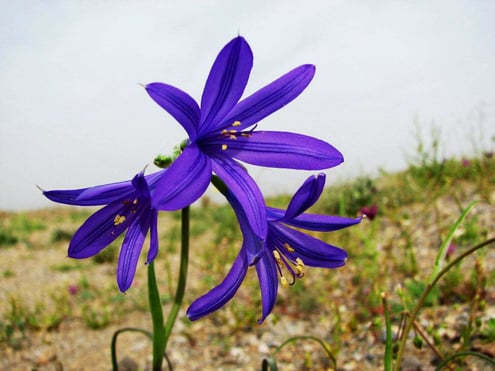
43;170;165;292
145;36;343;263
446;242;456;260
360;204;378;220
186;174;361;323
68;284;78;296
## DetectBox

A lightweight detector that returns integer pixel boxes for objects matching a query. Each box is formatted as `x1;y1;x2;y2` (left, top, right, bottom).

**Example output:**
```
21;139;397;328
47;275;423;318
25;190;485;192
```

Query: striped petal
281;173;325;220
117;210;151;291
68;200;134;258
255;250;279;323
198;37;253;136
145;83;200;139
270;223;347;268
210;154;267;240
225;190;264;264
206;131;343;170
220;64;315;131
146;209;159;264
152;144;211;210
187;249;249;321
43;182;134;206
282;213;362;232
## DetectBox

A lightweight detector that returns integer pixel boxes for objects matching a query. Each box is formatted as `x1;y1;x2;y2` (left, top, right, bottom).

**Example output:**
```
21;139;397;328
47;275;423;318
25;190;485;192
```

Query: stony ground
0;185;494;370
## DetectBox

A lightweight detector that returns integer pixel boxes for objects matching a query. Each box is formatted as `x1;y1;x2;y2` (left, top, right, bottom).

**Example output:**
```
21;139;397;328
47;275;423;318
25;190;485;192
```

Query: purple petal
68;201;133;258
225;190;265;264
131;171;151;198
207;131;343;170
187;250;249;321
117;210;151;292
282;213;362;232
198;37;253;136
221;64;315;131
255;250;279;323
145;83;200;139
44;181;134;206
152;144;211;210
210;154;267;240
270;223;347;268
281;174;325;220
43;171;165;206
146;209;159;264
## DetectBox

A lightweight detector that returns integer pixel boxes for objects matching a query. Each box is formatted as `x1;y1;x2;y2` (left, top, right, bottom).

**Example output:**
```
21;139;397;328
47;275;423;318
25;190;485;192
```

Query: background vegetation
0;128;494;369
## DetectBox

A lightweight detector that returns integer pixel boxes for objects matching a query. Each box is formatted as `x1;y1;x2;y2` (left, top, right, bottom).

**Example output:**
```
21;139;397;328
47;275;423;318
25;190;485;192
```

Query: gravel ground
0;188;494;370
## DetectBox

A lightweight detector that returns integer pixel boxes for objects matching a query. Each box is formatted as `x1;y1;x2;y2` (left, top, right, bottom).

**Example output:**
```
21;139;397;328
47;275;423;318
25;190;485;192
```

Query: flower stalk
148;206;190;369
163;206;190;350
148;261;166;370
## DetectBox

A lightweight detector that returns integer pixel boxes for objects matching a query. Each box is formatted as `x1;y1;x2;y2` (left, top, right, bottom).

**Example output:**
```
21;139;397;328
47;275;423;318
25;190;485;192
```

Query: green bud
154;154;173;169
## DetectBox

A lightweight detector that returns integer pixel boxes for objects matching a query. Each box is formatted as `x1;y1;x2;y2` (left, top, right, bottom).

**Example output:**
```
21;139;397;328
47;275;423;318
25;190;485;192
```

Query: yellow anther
295;266;304;277
221;129;228;135
295;257;305;277
241;133;251;137
280;276;289;288
113;214;126;226
229;135;237;140
272;250;284;267
283;243;295;252
228;129;237;134
232;121;241;127
221;144;228;150
133;198;138;205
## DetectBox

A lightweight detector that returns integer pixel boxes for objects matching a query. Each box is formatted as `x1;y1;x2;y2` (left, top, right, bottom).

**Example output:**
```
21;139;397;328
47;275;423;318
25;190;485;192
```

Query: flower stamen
272;248;306;287
283;243;295;252
114;214;126;225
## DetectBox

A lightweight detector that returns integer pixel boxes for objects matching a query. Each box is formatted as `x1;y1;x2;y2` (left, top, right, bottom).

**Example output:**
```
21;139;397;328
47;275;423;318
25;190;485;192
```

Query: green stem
382;293;393;371
148;260;166;370
163;206;190;350
393;237;495;370
111;327;152;371
147;206;190;370
435;351;495;370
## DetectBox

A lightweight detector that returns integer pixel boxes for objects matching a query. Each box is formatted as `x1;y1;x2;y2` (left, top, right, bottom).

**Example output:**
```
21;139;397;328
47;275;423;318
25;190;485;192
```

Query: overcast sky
1;1;494;210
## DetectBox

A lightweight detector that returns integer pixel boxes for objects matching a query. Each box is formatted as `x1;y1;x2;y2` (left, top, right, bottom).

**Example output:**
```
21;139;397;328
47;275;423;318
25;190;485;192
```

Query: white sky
1;1;494;210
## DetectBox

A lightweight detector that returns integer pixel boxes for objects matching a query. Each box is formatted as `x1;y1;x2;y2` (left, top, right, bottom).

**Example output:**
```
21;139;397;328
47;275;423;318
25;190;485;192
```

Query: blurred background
1;0;494;210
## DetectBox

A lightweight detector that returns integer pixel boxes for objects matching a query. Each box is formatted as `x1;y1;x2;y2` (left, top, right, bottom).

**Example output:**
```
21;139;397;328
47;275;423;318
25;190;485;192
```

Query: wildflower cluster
43;36;360;322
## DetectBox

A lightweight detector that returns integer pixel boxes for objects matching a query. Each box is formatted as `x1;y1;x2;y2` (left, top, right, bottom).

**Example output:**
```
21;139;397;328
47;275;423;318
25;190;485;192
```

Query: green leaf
429;200;478;283
261;357;278;371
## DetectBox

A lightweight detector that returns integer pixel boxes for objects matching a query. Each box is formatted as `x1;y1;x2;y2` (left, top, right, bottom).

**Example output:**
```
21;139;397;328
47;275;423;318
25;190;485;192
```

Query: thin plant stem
163;206;190;350
412;320;455;371
111;327;152;370
434;351;495;370
393;237;495;370
147;206;190;370
148;260;166;370
382;293;393;371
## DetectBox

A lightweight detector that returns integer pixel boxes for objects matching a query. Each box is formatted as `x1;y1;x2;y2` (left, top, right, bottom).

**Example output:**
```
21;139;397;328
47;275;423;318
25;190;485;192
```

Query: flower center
219;120;255;151
272;245;305;288
112;198;139;234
